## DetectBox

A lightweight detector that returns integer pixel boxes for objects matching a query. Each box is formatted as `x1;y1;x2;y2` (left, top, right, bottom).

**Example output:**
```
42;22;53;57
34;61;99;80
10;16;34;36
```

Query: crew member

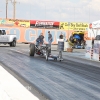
59;33;63;39
48;31;53;53
36;33;44;46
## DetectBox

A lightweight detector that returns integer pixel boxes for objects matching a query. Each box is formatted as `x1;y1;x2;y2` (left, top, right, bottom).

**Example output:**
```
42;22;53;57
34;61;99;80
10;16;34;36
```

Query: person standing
59;33;63;39
48;31;53;53
48;31;53;44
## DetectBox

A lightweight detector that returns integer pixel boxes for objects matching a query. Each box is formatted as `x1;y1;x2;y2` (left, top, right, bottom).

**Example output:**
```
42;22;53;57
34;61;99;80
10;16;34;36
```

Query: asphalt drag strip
0;48;100;100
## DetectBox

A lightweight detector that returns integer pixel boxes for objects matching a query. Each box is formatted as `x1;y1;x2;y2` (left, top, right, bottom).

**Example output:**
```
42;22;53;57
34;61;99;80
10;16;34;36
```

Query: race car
29;41;64;61
29;43;51;60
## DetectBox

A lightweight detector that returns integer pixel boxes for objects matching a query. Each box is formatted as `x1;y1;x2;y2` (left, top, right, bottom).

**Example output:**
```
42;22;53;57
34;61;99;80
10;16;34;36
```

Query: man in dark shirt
36;33;44;46
39;33;44;44
48;31;52;44
48;31;53;54
59;33;63;39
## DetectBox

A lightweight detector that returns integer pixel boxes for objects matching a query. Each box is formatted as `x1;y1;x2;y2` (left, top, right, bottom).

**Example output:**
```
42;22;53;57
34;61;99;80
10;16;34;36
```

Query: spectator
59;33;63;39
48;31;53;53
48;31;53;44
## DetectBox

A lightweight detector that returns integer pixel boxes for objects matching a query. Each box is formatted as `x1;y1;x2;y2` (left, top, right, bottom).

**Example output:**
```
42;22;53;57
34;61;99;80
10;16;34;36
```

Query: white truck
0;29;17;47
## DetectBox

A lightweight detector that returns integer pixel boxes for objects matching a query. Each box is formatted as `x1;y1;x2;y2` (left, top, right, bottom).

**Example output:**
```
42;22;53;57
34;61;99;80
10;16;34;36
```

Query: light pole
6;0;19;19
6;0;8;19
6;0;12;19
12;0;19;19
12;0;16;19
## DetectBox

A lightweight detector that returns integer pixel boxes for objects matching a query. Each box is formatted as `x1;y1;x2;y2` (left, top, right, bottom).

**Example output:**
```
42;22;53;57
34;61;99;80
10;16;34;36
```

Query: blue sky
0;0;100;23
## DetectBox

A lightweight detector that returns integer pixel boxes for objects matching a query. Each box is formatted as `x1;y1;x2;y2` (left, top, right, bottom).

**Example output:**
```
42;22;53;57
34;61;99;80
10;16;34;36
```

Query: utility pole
6;0;19;19
6;0;8;19
6;0;12;19
12;0;17;19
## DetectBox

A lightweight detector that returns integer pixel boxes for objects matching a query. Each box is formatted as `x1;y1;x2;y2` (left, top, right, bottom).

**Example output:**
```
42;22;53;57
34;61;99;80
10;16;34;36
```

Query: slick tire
30;44;35;56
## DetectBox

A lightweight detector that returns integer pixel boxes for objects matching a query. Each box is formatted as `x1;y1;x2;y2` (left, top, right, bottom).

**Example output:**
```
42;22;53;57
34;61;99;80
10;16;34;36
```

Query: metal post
14;0;15;19
6;0;8;19
6;0;12;19
12;0;16;19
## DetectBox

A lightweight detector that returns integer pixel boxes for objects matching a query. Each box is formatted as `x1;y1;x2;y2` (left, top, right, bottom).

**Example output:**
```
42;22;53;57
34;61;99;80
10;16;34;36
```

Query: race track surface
0;44;100;100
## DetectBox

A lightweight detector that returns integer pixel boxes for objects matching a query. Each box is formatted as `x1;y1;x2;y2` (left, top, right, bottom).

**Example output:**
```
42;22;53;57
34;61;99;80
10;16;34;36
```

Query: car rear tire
30;44;35;56
12;40;16;47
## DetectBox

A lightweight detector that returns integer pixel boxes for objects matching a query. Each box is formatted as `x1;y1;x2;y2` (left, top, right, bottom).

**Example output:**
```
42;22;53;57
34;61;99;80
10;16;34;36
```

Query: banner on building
30;20;59;29
59;22;89;31
0;18;30;28
8;19;30;28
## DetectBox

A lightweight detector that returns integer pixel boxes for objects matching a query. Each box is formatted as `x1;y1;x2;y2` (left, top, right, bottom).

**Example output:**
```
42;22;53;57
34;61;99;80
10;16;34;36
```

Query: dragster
29;42;64;61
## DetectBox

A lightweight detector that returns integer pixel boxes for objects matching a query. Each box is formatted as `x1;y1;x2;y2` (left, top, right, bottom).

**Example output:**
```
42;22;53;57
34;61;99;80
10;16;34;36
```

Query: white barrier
0;65;39;100
0;85;11;100
64;42;71;51
93;40;100;61
85;40;93;59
